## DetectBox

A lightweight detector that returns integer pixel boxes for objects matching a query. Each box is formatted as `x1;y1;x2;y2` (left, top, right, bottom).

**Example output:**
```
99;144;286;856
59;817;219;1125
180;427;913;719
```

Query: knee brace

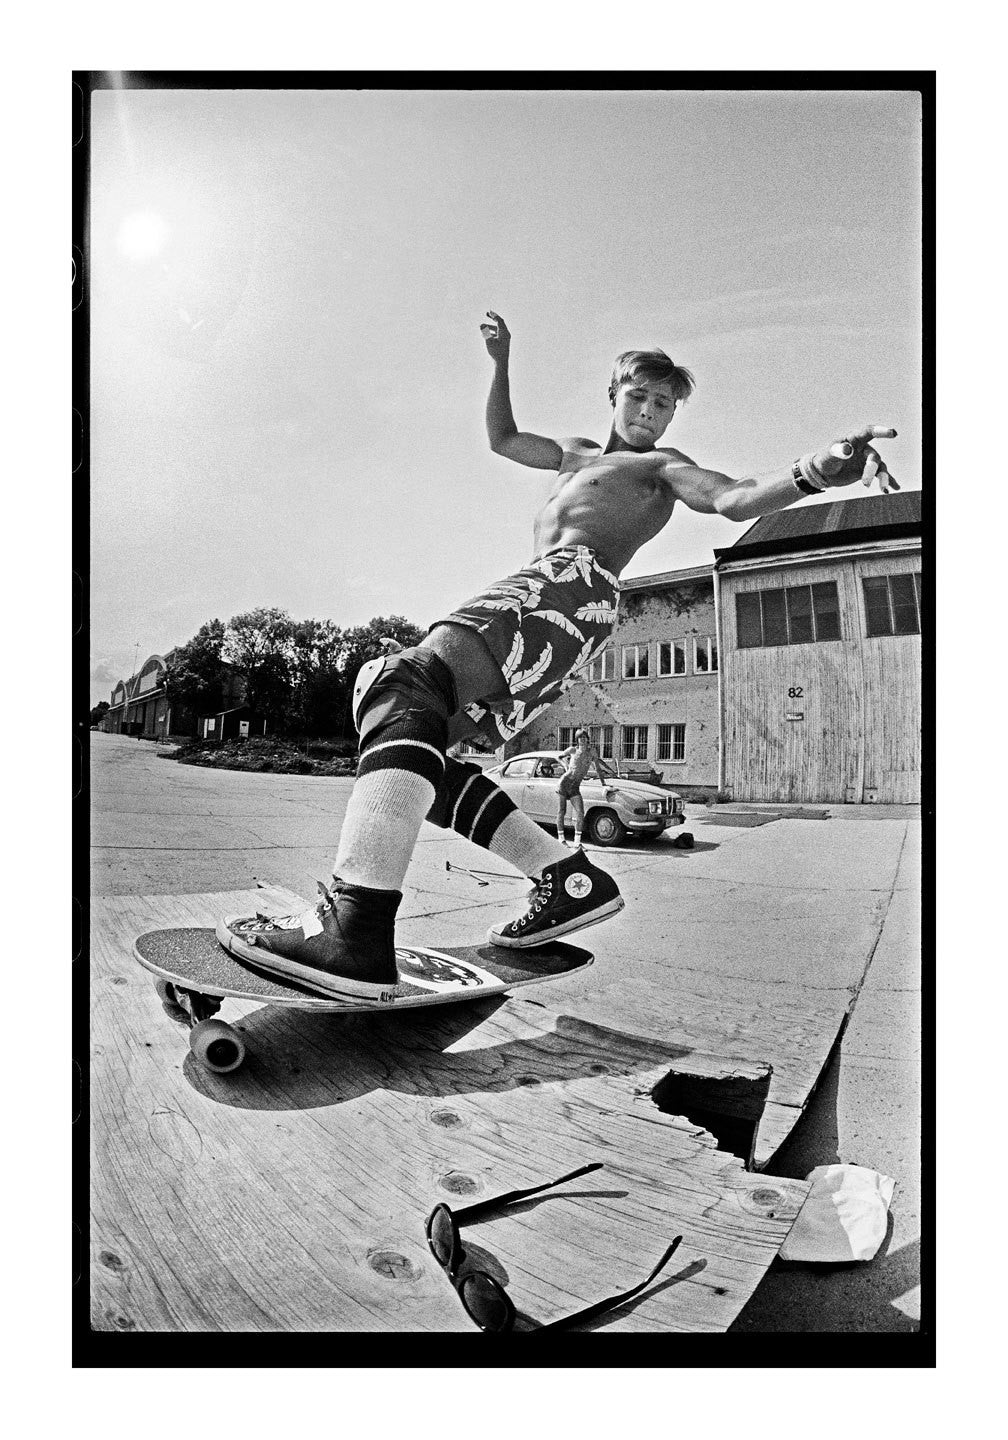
351;649;457;789
427;756;518;846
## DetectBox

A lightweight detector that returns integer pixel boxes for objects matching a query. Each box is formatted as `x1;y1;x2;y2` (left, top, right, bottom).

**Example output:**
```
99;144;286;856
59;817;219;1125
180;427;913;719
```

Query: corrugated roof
714;491;921;564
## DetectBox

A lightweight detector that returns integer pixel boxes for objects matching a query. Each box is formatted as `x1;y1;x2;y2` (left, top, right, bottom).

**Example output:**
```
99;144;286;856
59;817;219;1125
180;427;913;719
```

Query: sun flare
116;210;169;263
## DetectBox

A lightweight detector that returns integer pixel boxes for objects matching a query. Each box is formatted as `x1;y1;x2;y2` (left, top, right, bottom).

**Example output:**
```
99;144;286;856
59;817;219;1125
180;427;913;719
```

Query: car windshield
502;758;537;778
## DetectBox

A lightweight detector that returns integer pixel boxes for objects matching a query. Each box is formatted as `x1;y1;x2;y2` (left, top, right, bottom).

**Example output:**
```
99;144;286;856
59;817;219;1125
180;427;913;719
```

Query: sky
89;83;922;707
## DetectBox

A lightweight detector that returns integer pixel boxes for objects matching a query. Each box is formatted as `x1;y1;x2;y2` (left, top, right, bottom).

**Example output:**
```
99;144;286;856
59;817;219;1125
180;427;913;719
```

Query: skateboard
133;927;593;1075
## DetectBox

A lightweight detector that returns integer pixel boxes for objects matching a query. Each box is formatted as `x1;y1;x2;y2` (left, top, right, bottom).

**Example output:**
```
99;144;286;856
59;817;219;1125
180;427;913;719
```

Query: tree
336;615;426;737
90;701;110;727
223;607;295;727
338;615;425;679
163;619;229;717
288;618;345;736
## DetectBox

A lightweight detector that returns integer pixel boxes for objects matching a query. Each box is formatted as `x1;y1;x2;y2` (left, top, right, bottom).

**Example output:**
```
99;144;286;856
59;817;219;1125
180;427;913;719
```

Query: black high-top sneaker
217;880;401;1001
487;849;624;949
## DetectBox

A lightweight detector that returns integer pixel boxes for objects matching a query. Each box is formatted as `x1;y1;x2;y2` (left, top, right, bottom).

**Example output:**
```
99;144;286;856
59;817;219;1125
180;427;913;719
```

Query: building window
621;724;648;761
657;723;686;763
736;581;842;648
863;572;921;637
693;635;718;673
658;640;686;676
622;644;649;679
588;647;614;682
557;726;575;750
589;725;614;759
457;740;484;756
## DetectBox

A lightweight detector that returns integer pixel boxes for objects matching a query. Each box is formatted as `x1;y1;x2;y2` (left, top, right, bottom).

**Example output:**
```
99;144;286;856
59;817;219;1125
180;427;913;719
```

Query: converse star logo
565;874;593;899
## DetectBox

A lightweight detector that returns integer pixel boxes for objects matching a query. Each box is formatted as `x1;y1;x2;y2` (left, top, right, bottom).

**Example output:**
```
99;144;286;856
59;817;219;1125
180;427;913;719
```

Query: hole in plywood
650;1068;772;1170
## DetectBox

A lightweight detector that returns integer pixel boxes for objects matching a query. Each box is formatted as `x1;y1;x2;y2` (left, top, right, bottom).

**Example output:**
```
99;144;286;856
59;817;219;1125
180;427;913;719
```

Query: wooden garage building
714;492;922;804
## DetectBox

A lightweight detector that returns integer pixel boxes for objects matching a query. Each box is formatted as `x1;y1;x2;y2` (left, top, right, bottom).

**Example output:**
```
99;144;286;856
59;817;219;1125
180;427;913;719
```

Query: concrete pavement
89;731;922;1331
729;805;922;1331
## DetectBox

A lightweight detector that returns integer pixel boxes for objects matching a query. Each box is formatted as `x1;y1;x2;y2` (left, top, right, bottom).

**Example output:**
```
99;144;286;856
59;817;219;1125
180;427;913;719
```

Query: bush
168;735;357;777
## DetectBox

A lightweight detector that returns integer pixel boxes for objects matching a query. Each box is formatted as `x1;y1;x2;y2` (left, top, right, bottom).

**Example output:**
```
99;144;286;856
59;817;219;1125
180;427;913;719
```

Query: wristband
793;453;828;493
792;459;821;496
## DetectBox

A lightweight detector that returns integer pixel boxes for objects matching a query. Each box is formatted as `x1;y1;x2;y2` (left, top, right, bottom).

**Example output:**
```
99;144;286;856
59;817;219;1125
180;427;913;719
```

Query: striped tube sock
334;725;446;892
431;759;569;879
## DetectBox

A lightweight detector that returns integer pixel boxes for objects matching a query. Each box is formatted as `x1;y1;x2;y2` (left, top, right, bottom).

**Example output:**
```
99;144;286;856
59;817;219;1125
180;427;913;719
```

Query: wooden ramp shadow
533;977;854;1173
90;889;810;1334
394;904;864;1175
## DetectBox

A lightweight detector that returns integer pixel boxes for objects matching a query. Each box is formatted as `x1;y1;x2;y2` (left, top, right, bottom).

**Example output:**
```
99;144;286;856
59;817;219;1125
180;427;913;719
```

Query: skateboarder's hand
813;426;899;494
480;310;511;362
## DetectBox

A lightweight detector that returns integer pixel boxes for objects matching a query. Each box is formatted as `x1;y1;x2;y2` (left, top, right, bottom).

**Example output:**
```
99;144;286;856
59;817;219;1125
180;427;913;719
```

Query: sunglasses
425;1161;683;1332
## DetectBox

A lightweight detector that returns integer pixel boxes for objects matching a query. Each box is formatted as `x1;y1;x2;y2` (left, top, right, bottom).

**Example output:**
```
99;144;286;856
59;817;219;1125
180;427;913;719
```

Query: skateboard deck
133;926;593;1073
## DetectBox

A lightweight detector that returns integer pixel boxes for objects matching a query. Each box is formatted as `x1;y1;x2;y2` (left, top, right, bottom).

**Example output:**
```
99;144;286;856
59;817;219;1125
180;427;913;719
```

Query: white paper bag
778;1163;896;1263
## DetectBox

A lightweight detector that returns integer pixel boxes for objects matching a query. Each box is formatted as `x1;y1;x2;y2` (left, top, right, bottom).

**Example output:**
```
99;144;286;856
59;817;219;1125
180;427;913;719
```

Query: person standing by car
557;730;615;848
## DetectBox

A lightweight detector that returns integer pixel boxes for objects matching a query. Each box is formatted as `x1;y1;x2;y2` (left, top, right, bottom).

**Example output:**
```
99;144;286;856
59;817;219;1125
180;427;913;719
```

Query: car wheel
586;808;627;847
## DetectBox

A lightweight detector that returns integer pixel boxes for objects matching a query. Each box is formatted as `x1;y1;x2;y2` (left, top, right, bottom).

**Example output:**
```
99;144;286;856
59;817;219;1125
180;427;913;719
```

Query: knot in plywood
439;1172;479;1196
367;1250;421;1282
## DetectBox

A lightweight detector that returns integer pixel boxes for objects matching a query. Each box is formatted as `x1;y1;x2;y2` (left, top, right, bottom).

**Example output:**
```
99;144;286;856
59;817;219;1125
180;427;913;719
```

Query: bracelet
792;460;819;495
792;454;827;494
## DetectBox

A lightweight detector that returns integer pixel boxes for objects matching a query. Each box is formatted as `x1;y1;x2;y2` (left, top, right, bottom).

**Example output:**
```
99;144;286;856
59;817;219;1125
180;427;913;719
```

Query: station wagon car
483;751;686;846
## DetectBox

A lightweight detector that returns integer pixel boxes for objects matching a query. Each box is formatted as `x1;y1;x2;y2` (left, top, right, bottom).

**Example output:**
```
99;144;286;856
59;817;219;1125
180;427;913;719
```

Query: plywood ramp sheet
400;896;856;1171
91;891;809;1333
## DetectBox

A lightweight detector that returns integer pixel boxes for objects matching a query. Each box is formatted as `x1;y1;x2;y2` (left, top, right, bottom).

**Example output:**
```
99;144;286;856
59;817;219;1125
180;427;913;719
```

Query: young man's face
611;375;678;449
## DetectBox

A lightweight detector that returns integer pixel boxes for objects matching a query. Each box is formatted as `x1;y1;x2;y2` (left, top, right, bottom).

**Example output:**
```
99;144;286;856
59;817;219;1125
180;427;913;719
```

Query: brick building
517;564;721;799
101;654;248;741
102;655;172;738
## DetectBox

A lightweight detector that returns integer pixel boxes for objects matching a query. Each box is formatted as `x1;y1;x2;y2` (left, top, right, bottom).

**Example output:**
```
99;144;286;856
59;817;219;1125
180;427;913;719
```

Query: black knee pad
427;756;518;847
352;649;458;750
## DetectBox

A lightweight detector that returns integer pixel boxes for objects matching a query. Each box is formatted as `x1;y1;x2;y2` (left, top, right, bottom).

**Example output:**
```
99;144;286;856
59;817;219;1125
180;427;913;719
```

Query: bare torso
429;440;696;725
562;745;597;784
532;442;689;576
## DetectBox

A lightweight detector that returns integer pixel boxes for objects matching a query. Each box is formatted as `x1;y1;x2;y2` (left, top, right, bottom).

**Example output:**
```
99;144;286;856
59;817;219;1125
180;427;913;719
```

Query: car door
493;757;537;809
526;758;562;820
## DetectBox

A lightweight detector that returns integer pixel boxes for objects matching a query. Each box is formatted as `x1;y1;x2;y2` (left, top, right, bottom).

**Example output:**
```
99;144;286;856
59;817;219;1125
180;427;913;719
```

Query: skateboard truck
154;979;247;1074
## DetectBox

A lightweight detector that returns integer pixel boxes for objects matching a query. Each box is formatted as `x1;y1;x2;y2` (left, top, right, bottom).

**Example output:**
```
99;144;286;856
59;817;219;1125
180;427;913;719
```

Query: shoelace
253;877;342;930
517;875;553;928
315;878;338;914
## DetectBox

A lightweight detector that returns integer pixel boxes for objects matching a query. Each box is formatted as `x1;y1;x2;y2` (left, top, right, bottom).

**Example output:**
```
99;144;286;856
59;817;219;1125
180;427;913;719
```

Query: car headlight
647;800;663;815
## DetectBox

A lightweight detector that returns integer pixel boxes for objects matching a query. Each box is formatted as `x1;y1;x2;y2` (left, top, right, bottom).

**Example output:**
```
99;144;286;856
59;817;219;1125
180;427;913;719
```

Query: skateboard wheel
189;1018;246;1074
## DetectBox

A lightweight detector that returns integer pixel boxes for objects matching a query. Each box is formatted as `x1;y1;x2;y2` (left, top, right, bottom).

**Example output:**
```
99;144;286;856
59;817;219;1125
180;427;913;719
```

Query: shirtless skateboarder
219;310;897;998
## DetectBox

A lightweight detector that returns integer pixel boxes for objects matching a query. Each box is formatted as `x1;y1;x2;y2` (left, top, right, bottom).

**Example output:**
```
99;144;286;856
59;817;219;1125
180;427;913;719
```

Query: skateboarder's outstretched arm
661;424;899;524
482;311;566;470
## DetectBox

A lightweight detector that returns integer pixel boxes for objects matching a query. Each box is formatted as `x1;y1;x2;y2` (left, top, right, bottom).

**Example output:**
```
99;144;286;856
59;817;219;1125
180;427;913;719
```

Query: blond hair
608;349;695;406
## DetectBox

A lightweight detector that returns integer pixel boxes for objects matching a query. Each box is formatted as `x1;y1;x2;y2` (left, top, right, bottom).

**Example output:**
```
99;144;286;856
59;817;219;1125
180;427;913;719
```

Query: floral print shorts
432;545;620;752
